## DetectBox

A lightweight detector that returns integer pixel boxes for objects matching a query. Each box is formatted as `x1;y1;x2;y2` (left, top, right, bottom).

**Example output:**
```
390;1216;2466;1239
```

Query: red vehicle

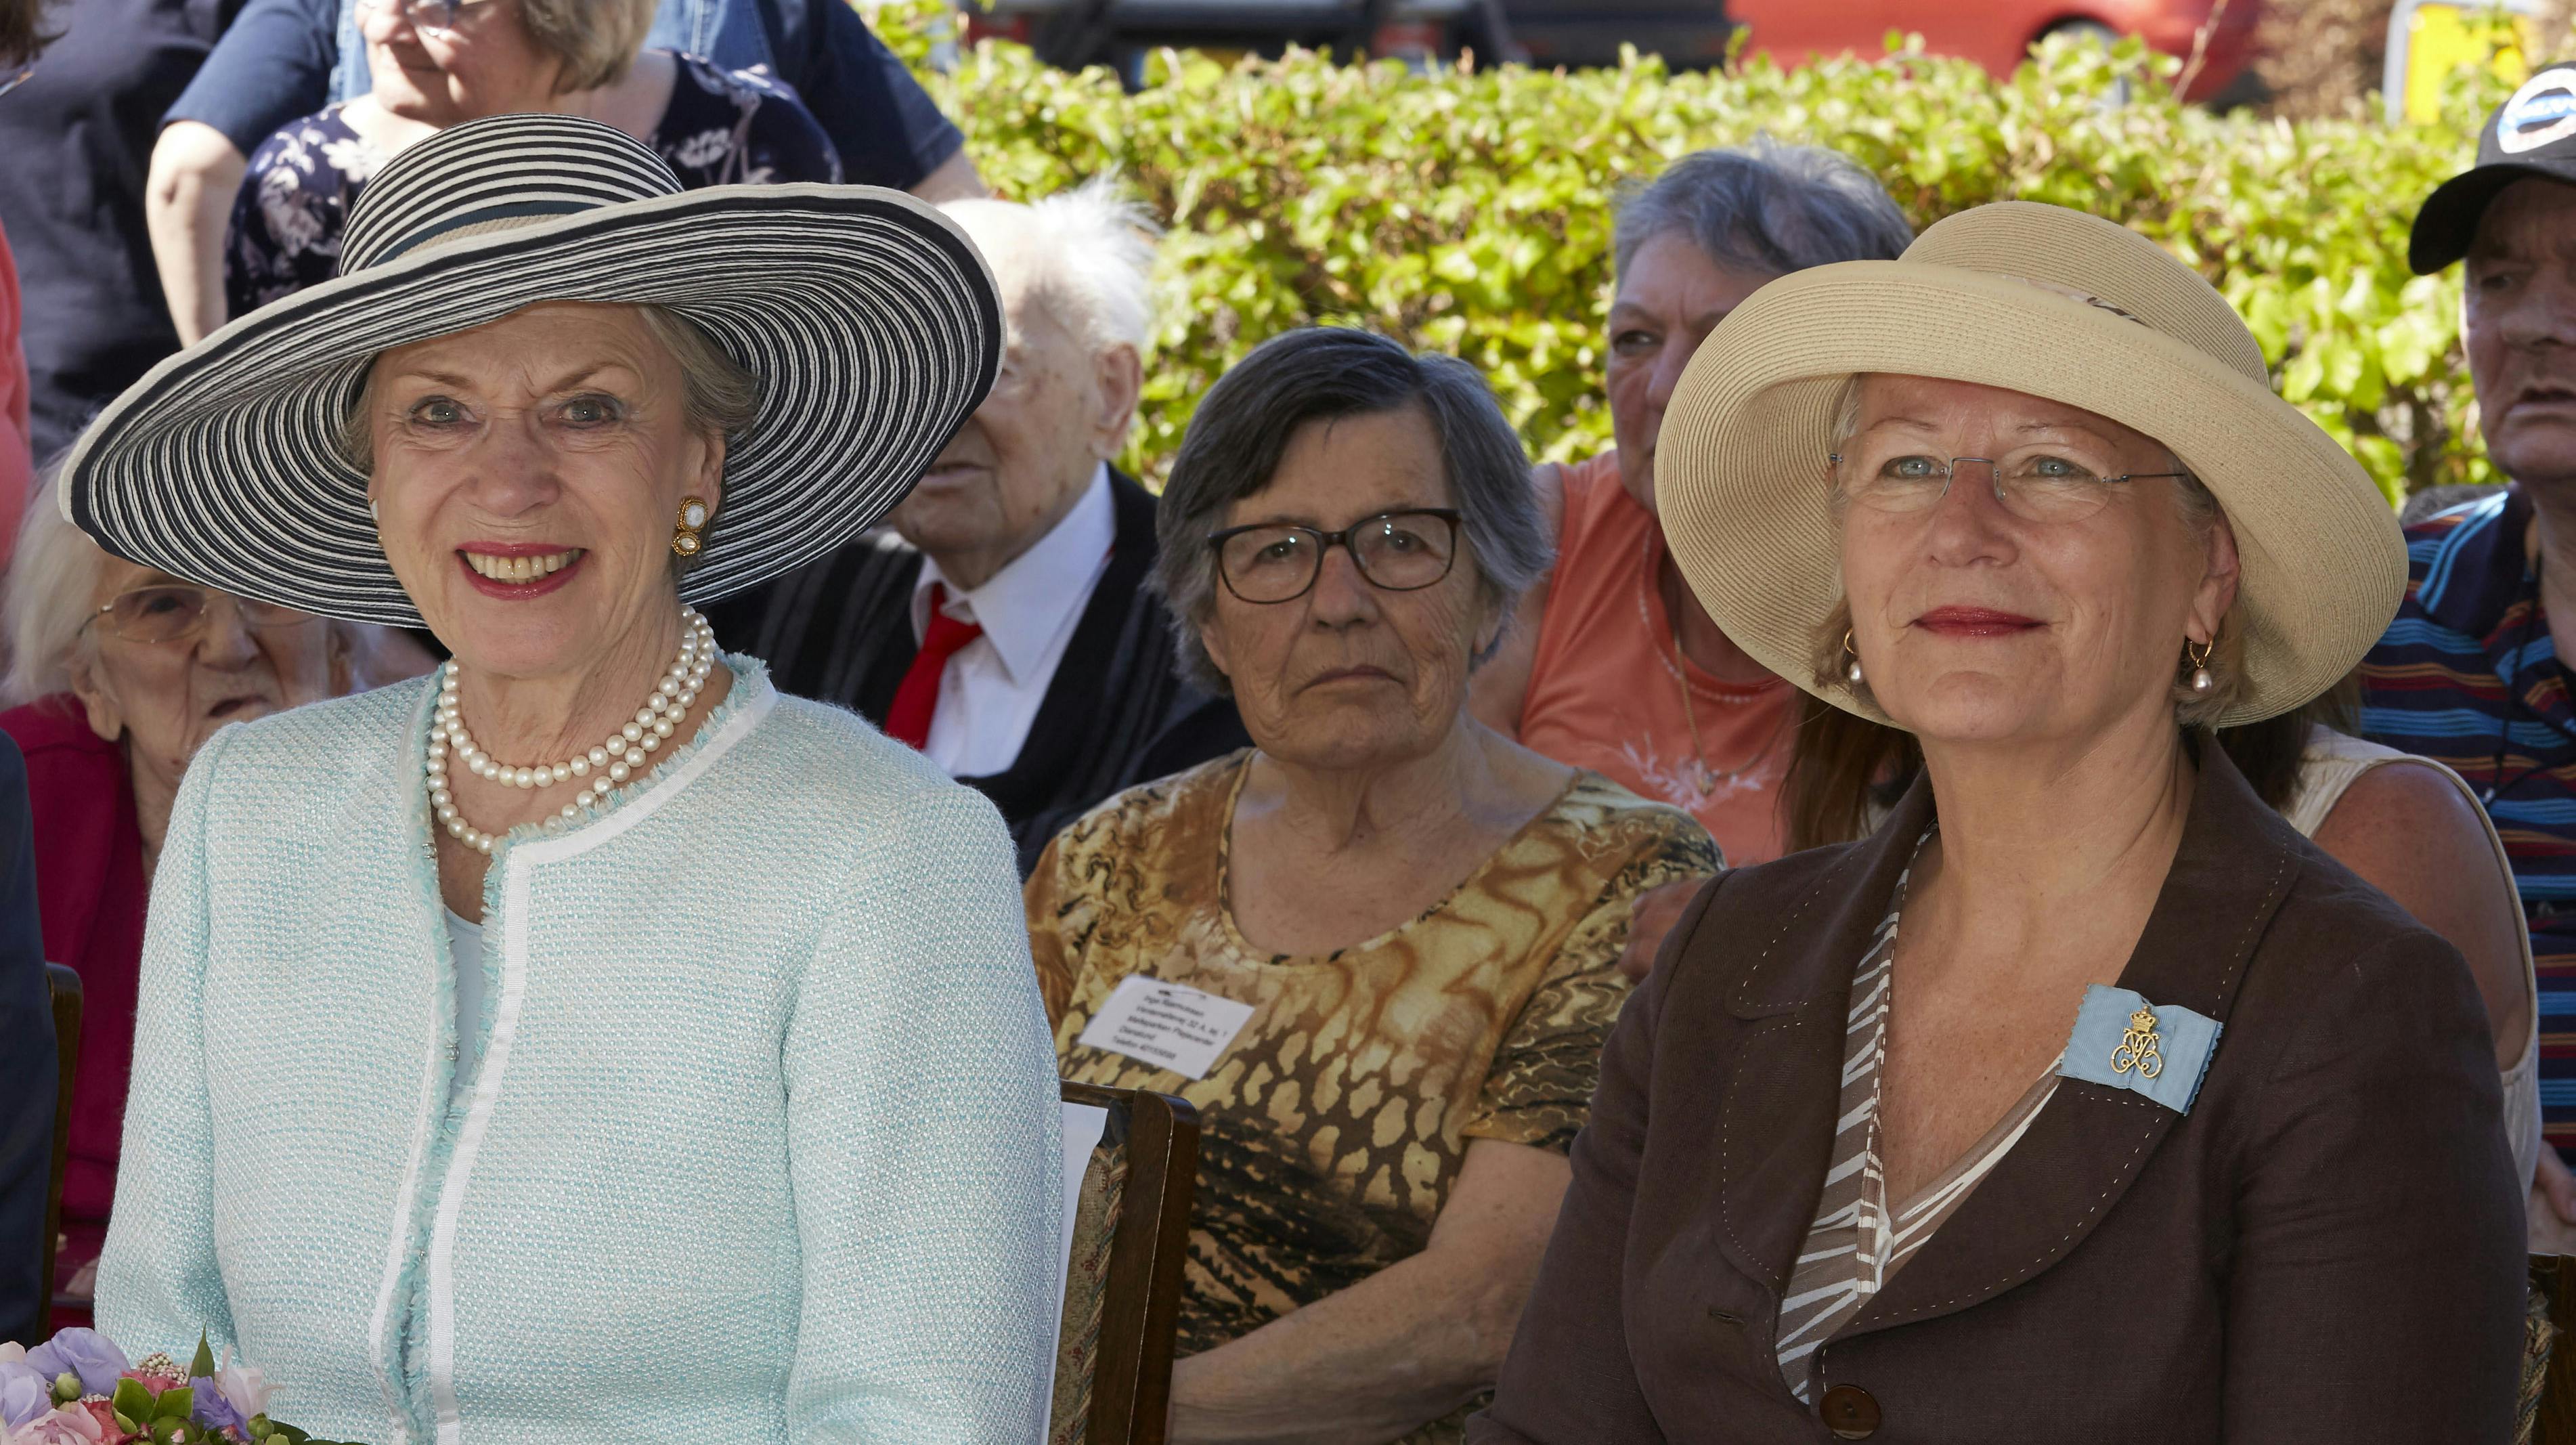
1730;0;2263;102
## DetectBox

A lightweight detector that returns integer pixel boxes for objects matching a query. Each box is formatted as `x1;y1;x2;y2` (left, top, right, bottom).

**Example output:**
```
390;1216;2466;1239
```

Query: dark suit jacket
0;733;56;1346
1472;746;2523;1443
704;469;1248;873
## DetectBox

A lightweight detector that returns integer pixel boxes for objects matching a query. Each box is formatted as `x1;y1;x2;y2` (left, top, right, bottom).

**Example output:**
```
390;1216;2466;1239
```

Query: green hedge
869;0;2550;502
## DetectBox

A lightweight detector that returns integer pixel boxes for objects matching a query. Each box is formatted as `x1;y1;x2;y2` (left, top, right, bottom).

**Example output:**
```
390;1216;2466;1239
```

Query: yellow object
671;494;710;557
2393;0;2541;125
2113;1007;2166;1081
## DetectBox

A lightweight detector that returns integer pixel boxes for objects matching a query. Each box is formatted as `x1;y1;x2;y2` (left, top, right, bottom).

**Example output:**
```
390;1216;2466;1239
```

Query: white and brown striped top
1772;842;2059;1404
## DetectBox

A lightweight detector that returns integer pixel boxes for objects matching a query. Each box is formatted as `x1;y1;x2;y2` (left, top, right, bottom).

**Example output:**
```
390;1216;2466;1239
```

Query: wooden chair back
2530;1255;2576;1443
1053;1081;1198;1445
40;964;82;1336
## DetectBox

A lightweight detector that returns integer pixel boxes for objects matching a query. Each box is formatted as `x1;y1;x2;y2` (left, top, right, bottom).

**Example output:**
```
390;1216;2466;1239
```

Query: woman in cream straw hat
1471;202;2523;1442
71;112;1062;1442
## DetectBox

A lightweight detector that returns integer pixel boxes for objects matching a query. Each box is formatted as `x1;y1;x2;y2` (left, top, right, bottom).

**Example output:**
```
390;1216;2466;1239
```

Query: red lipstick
457;544;585;601
1913;606;2042;638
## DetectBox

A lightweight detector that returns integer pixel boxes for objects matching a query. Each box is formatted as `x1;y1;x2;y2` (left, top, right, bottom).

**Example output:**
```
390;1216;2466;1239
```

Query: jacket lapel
959;468;1157;813
1846;745;2302;1336
1711;777;1940;1301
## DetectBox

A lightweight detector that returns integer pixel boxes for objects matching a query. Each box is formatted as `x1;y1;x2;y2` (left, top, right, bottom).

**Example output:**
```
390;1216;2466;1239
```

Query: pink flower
75;1400;127;1442
8;1403;108;1444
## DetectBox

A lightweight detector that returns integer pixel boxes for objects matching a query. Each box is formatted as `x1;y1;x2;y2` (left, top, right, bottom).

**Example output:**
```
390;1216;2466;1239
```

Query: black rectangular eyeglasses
1206;508;1463;604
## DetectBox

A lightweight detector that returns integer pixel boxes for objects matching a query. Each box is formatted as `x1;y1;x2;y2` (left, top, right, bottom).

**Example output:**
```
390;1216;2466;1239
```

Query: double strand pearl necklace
425;607;717;854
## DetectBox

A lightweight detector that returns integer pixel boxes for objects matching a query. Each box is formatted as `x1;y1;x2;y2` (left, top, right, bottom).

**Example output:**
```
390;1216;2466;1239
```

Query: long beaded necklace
1634;530;1784;794
424;607;717;854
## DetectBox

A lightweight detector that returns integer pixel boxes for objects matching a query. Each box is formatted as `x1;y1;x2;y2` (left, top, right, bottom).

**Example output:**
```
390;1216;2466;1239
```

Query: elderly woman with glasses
1026;327;1718;1443
0;481;409;1321
1472;203;2521;1443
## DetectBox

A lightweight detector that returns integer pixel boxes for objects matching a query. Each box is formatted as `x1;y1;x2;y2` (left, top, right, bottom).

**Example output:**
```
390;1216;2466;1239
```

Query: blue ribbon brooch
2057;985;2223;1116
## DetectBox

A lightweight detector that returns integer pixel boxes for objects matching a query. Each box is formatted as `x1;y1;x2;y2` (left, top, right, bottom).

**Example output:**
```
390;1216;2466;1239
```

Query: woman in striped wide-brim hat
70;112;1066;1444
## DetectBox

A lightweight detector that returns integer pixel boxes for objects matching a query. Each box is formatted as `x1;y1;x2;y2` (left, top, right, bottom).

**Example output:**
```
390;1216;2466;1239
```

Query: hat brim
2409;161;2576;273
1656;261;2405;729
62;183;1001;627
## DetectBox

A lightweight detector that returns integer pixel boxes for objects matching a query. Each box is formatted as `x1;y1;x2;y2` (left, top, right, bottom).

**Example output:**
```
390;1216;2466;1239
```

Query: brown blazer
1471;747;2523;1443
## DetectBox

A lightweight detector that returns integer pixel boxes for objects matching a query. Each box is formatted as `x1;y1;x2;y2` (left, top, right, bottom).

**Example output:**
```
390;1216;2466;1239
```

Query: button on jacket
1470;746;2523;1443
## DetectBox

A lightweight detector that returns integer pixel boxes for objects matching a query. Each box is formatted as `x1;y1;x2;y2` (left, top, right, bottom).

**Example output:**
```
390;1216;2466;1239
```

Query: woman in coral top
1474;142;1910;894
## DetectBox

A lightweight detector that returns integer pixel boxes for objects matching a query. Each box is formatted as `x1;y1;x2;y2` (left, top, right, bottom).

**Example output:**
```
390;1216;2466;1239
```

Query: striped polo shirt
2359;485;2576;1159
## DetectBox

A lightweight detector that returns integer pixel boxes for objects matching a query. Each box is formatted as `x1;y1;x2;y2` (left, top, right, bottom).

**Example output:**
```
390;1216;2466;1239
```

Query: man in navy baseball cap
2363;58;2576;1251
2410;61;2576;272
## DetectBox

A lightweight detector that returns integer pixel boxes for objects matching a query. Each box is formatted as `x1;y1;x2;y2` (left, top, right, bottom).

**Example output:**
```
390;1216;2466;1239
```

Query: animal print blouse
1026;752;1719;1442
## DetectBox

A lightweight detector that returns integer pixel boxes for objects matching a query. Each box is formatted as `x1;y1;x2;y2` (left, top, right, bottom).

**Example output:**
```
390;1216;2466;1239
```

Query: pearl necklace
425;607;717;854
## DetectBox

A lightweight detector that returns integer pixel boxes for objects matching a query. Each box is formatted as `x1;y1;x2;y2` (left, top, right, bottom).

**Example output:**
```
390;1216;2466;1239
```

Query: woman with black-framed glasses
1023;327;1720;1443
0;478;409;1330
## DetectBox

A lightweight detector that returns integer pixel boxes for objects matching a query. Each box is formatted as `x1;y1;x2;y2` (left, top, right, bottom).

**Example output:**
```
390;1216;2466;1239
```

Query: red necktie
885;583;984;750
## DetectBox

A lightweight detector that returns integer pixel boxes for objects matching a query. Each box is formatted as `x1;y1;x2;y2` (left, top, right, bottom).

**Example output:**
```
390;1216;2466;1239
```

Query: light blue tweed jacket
96;661;1062;1444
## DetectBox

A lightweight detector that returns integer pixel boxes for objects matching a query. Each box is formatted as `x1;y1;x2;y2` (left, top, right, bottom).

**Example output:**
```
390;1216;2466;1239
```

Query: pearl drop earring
1842;628;1864;686
2185;637;2214;695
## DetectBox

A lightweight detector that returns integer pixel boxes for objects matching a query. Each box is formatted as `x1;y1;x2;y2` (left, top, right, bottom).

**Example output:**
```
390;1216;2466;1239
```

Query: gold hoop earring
1841;628;1864;686
671;496;710;557
2183;637;2214;695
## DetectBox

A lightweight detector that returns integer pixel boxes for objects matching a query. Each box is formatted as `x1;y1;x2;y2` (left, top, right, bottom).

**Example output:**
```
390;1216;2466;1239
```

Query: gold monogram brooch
2112;1006;2164;1080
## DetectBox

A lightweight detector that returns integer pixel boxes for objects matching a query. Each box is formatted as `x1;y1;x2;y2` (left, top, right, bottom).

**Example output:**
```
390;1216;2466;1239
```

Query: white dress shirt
913;464;1117;777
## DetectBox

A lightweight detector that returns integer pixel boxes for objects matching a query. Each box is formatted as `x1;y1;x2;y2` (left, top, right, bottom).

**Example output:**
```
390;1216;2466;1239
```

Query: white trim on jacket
419;684;779;1443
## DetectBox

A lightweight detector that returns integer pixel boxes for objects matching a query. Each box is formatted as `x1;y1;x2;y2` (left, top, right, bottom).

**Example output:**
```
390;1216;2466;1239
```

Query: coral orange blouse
1518;450;1793;866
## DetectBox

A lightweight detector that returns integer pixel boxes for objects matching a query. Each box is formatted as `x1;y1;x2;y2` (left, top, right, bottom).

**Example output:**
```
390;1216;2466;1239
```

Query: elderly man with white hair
710;179;1248;869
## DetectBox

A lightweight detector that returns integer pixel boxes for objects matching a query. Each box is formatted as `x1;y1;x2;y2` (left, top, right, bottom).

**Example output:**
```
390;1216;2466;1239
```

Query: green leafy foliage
108;1375;198;1442
867;0;2557;501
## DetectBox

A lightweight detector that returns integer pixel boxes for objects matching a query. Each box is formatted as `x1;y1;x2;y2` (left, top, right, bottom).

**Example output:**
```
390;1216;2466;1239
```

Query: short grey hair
3;473;109;706
1613;138;1913;282
943;175;1160;358
339;303;763;474
1154;327;1550;696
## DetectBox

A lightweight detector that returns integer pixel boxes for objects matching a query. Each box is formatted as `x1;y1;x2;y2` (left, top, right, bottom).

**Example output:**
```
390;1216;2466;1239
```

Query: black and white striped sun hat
59;112;1001;626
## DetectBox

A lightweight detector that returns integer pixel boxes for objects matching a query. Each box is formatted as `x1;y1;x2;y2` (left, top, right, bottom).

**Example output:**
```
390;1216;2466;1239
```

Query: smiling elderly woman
69;115;1060;1442
1472;203;2525;1443
1026;327;1718;1442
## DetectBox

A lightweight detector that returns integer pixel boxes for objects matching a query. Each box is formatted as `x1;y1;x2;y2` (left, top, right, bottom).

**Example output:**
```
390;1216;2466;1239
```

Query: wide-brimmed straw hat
60;112;1001;627
1655;200;2404;729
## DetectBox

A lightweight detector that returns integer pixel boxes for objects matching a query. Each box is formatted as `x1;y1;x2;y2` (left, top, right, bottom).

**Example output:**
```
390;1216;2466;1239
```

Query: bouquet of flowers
0;1330;359;1445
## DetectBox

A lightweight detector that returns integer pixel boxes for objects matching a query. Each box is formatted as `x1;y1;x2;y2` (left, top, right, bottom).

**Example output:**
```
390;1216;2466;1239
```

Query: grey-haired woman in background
1027;326;1718;1442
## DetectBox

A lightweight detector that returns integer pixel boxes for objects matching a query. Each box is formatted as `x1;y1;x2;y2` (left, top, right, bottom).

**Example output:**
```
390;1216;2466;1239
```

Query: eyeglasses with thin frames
87;585;318;646
356;0;501;37
1828;448;2194;525
1207;508;1463;605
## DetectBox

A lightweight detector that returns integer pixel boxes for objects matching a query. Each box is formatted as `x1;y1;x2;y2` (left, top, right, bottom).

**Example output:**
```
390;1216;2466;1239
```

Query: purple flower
189;1372;248;1436
23;1331;127;1401
0;1357;53;1428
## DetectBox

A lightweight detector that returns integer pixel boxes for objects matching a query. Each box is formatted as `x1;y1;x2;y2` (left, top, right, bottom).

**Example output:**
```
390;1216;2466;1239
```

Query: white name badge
1076;975;1257;1081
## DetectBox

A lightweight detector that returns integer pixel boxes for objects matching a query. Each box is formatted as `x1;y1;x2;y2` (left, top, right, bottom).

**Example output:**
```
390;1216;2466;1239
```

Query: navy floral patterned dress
224;53;843;319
